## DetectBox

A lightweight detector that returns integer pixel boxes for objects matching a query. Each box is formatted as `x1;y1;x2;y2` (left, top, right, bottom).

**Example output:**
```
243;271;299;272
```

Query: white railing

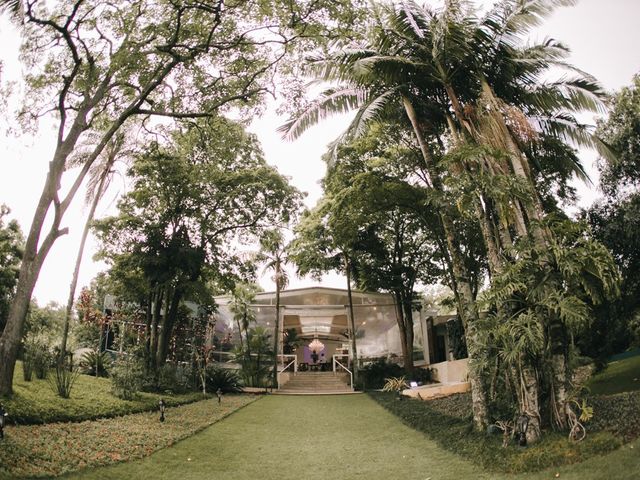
333;354;354;391
277;354;297;389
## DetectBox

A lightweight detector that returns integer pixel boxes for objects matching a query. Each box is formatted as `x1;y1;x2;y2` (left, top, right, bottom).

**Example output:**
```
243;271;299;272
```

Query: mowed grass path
67;395;640;480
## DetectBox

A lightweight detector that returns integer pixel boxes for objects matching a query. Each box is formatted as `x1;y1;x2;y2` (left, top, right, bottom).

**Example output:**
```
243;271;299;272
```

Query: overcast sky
1;0;639;305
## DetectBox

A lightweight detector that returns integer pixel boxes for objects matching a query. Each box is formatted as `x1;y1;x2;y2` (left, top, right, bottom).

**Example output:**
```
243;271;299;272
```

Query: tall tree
280;0;615;438
60;133;131;359
0;207;24;334
257;230;290;388
595;74;640;196
95;117;302;370
0;0;360;395
289;202;360;384
582;74;640;358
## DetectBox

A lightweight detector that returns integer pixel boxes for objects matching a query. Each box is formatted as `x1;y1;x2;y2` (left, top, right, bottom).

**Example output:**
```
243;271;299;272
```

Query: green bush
206;365;242;393
24;340;52;380
153;363;194;394
110;356;145;400
4;362;209;425
410;366;433;384
358;359;404;390
80;349;112;377
22;355;33;381
369;391;623;473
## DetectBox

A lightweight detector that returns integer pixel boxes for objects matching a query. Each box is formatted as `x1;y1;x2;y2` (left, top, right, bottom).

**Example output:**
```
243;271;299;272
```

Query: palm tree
256;229;290;388
59;132;131;360
279;3;490;430
0;0;22;23
281;0;612;437
229;283;259;360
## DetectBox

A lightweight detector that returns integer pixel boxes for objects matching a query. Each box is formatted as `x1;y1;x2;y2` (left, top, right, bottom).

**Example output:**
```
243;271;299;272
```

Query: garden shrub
110;356;145;400
153;363;193;394
410;366;433;384
358;359;404;390
24;339;52;380
206;365;242;393
22;355;33;381
48;357;80;398
80;349;112;377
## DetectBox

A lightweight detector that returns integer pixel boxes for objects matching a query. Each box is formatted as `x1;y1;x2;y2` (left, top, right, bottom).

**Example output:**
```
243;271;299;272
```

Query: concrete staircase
275;372;354;395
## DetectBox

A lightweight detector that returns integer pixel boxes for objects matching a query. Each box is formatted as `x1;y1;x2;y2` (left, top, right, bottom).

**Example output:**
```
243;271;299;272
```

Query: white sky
1;0;639;305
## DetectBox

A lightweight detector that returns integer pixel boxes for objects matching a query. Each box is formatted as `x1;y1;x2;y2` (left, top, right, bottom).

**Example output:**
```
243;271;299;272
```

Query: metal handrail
277;354;297;372
333;355;354;391
277;358;296;389
276;354;297;390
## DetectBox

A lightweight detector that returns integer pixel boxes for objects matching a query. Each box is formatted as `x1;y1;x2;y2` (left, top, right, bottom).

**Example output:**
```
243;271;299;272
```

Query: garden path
67;395;640;480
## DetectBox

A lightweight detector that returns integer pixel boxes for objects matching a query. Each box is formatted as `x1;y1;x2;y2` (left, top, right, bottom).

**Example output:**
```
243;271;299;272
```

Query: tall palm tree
59;132;131;360
230;283;259;356
281;0;611;437
279;4;491;431
257;229;290;388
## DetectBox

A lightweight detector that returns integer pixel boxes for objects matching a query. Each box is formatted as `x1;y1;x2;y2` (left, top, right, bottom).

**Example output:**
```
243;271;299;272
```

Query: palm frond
0;0;22;24
278;87;369;141
533;113;616;163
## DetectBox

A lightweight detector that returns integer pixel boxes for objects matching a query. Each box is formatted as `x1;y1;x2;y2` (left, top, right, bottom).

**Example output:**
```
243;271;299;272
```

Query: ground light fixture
159;399;166;422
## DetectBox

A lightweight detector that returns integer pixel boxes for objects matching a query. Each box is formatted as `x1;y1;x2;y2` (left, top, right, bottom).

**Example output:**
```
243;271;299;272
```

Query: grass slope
1;363;207;424
587;355;640;395
371;392;623;473
0;395;257;478
65;395;640;480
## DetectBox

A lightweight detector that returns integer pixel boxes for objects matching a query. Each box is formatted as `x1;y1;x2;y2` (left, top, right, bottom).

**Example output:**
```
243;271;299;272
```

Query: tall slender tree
257;230;290;387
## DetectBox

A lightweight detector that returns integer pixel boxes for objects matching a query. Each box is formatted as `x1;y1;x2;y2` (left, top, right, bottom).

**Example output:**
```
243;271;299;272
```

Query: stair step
278;372;351;394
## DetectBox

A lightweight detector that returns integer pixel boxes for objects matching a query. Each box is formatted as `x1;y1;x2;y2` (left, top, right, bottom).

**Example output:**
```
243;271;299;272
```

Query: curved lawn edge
0;394;260;479
13;391;213;426
368;391;624;474
4;364;216;425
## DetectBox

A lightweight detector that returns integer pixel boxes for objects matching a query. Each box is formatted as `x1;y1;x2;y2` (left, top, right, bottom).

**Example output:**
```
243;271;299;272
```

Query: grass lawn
1;362;209;424
63;395;640;480
587;355;640;395
0;395;257;478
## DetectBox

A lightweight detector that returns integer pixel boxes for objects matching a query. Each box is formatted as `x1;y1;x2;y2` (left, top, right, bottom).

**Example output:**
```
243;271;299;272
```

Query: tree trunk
150;285;163;369
402;298;415;374
402;95;489;430
60;168;111;358
144;294;152;364
393;291;411;374
344;253;358;385
0;170;67;394
519;362;542;444
156;286;181;368
549;321;569;430
272;269;281;388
